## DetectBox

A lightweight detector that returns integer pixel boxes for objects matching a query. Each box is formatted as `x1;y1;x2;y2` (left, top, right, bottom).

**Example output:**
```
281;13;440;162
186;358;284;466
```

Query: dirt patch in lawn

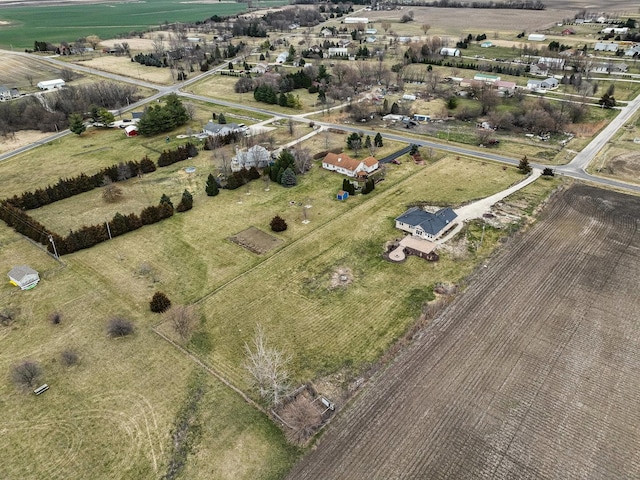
229;226;282;254
603;151;640;184
329;267;353;289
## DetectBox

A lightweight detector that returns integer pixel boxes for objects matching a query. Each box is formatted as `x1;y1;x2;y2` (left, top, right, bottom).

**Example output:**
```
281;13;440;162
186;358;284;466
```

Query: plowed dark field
288;185;640;479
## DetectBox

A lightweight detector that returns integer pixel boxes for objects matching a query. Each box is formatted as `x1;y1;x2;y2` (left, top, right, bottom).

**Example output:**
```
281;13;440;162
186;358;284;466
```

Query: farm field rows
0;0;286;49
287;184;640;479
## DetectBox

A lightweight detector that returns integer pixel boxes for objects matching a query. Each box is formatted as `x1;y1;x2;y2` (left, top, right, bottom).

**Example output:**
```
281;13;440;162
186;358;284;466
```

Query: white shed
8;265;40;290
528;34;546;42
37;79;65;90
440;47;461;57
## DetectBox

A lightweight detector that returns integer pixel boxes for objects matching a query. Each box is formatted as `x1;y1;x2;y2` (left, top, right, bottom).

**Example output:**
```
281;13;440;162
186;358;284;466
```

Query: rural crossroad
2;49;640;195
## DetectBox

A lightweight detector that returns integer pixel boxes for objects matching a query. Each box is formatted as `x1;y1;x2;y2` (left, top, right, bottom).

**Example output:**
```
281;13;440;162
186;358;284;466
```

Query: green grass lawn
0;0;287;49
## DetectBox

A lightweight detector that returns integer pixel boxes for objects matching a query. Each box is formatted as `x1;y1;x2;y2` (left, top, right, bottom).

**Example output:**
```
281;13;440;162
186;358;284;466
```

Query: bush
176;190;193;212
49;311;62;325
150;291;172;313
0;308;18;326
107;317;134;337
542;167;554;176
61;349;79;366
270;215;287;232
11;360;42;389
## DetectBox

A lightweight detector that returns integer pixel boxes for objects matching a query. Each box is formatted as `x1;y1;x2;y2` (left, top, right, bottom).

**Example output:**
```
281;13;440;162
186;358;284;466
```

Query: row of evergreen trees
253;85;301;109
224;166;262;190
5;157;156;210
157;143;199;167
133;53;166;68
341;177;375;195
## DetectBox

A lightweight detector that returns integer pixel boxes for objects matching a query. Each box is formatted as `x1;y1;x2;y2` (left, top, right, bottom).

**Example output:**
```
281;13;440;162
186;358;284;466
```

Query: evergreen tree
281;167;297;187
374;132;384;147
518;155;532;174
205;173;219;196
364;135;372;150
218;113;227;124
270;215;288;232
150;291;171;313
176;189;193;212
69;113;86;136
160;193;173;208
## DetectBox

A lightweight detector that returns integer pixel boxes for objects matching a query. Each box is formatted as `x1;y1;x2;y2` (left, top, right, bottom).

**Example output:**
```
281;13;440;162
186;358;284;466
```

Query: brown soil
288;184;640;479
228;226;282;255
604;151;640;184
0;130;52;155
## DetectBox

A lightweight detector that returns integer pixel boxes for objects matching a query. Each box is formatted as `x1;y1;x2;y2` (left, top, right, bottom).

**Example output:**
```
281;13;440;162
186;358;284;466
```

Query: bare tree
86;35;101;50
61;348;79;366
381;22;391;33
11;360;42;389
280;396;323;445
102;178;123;203
421;24;431;35
244;325;291;406
59;67;74;82
288;119;295;136
165;305;198;342
107;316;134;337
293;147;312;174
24;73;34;87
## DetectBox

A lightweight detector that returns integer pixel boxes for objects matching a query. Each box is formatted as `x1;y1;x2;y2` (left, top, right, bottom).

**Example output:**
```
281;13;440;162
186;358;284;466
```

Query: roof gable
8;265;38;281
323;152;362;172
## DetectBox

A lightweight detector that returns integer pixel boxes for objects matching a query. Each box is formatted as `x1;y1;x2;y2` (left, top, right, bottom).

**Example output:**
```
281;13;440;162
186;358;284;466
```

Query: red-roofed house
322;152;379;177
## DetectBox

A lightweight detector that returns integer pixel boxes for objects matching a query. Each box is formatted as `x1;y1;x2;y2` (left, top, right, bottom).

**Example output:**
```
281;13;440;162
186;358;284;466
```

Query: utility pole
106;220;112;240
48;235;59;259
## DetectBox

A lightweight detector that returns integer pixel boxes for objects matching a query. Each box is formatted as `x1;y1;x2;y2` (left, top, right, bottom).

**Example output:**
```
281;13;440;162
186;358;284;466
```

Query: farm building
527;77;559;90
528;34;546;42
0;86;19;101
328;47;348;57
480;41;493;48
494;80;516;94
365;28;377;35
344;17;369;24
395;207;458;241
536;57;566;70
413;114;430;122
624;45;640;57
602;27;628;34
337;190;349;201
440;47;461;57
37;79;65;90
275;51;289;64
594;42;619;52
231;145;270;172
322;152;379;178
124;125;138;137
474;73;501;83
320;28;333;37
8;265;40;290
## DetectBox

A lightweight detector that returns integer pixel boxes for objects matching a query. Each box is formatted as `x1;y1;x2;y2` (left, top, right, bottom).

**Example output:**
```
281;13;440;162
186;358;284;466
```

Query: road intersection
2;49;640;194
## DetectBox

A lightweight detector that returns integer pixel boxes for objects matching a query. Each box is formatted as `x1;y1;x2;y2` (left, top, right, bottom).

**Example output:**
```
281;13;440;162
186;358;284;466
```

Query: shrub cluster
264;150;297;187
133;52;166;67
224;166;261;190
157;143;199;167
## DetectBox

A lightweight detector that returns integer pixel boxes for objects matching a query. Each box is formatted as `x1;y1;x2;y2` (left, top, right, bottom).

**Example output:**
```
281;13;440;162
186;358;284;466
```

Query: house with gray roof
0;86;19;101
8;265;40;290
202;121;245;137
395;207;458;241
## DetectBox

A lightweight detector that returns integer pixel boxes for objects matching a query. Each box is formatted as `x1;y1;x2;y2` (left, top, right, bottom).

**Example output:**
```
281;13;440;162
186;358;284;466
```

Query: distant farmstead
8;265;40;290
37;79;65;90
395;207;458;241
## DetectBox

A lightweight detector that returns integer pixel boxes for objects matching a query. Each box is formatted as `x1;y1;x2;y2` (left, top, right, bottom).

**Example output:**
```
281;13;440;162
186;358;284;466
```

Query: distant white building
275;51;289;64
602;27;628;34
594;42;619;52
440;47;461;57
527;77;559;90
328;47;348;57
37;79;65;90
344;17;369;24
528;34;546;42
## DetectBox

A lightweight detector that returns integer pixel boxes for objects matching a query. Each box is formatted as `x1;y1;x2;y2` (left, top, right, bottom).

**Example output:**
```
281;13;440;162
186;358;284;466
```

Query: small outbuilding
337;190;349;201
528;34;546;42
124;125;139;137
440;47;461;57
37;79;65;90
8;265;40;290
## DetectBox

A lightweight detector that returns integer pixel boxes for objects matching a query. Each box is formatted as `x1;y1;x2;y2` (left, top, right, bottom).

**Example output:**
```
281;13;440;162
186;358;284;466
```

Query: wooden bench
34;384;49;395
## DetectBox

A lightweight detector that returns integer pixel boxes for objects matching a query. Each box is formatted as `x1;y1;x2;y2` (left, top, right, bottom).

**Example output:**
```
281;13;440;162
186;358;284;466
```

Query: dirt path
288;185;640;479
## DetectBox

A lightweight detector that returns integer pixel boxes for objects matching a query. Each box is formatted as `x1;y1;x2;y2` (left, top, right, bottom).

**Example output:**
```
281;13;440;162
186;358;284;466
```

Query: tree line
0;142;200;255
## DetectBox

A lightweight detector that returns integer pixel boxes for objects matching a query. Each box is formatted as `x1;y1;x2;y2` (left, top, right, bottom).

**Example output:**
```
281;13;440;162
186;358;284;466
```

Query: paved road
2;50;640;195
